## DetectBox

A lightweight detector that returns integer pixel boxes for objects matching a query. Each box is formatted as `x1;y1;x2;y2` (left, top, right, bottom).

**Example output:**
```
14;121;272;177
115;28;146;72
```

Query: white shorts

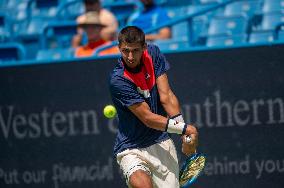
116;138;180;188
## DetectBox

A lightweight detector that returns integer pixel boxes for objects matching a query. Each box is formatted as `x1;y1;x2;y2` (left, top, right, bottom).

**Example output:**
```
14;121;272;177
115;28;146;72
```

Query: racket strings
180;156;206;185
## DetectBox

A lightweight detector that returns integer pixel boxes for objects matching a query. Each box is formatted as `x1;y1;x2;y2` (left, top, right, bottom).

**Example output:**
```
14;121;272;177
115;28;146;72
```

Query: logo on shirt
137;87;150;98
145;73;150;80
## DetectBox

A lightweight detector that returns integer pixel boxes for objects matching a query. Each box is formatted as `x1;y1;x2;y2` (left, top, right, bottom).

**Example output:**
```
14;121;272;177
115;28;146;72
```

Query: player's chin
127;60;136;65
126;62;138;69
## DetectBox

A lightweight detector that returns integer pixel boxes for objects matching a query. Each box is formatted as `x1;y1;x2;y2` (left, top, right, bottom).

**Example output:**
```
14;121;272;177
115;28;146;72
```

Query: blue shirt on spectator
127;4;170;33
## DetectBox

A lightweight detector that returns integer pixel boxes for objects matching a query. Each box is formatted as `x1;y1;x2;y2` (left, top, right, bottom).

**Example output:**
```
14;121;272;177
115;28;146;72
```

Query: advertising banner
1;45;284;187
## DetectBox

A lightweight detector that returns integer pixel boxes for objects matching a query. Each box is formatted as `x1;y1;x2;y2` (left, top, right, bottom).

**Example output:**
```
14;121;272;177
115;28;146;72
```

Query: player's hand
182;126;198;156
182;134;198;156
184;124;198;136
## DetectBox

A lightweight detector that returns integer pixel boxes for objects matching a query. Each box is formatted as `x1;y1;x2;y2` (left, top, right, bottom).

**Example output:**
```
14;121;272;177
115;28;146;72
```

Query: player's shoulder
147;43;161;55
109;62;128;87
146;43;163;62
110;63;122;80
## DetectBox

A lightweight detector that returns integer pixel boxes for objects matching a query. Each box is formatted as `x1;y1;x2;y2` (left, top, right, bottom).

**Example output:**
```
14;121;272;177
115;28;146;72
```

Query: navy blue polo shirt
109;44;170;156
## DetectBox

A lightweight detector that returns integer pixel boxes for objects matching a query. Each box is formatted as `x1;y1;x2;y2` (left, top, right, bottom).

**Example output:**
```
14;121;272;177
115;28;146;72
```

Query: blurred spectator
74;11;119;57
72;0;118;48
127;0;171;41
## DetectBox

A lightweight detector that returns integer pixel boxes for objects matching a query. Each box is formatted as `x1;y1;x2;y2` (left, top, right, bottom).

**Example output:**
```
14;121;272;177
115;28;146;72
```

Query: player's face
119;42;146;69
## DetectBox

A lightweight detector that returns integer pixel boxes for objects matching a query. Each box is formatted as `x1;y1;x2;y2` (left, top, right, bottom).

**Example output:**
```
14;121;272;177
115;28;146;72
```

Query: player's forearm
129;102;168;131
141;111;169;131
129;102;197;135
141;111;197;136
160;90;181;117
159;92;197;136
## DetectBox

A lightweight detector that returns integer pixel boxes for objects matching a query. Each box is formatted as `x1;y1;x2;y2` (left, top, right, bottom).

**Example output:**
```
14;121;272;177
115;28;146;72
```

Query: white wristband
166;119;187;135
171;113;184;123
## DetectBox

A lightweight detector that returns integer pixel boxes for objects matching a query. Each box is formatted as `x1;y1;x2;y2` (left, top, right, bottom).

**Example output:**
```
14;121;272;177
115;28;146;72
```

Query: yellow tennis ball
103;105;117;118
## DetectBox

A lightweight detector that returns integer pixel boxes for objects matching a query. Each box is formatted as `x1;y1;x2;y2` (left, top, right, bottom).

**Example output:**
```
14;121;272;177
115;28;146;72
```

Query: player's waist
113;132;169;157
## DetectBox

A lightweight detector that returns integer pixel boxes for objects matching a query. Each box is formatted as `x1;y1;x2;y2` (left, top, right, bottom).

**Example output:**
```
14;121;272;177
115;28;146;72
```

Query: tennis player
109;26;198;188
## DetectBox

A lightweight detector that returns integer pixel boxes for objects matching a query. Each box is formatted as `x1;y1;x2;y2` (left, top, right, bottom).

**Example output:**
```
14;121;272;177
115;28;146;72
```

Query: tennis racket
179;136;206;188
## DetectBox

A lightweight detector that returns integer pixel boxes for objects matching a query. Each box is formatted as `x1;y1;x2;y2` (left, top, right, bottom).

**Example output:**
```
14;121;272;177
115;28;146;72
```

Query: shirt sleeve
150;44;170;78
110;76;145;107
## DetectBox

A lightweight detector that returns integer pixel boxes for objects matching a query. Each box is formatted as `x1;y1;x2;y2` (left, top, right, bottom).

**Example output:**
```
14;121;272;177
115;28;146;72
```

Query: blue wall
1;44;284;187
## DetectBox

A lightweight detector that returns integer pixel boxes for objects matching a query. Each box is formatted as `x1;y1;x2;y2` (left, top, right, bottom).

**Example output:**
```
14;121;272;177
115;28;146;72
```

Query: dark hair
84;0;99;4
118;26;145;46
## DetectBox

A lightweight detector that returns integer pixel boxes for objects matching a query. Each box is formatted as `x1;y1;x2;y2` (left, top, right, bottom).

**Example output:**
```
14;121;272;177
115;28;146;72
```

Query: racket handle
185;135;192;143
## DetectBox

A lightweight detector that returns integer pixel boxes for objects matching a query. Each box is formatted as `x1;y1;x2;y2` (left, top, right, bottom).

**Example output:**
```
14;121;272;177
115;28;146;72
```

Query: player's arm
128;101;197;136
156;73;198;155
156;73;180;117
